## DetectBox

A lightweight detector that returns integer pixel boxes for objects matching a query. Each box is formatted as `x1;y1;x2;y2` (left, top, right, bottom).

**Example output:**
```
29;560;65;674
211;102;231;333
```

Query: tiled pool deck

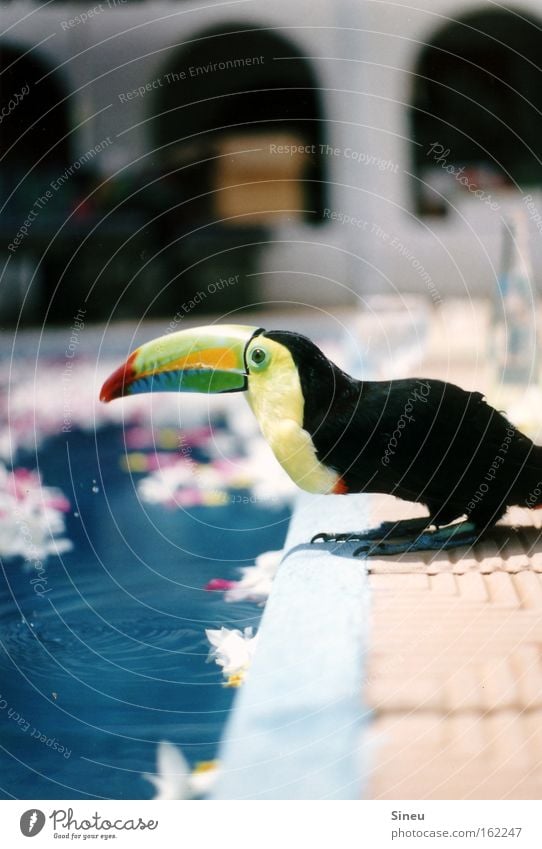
366;496;542;800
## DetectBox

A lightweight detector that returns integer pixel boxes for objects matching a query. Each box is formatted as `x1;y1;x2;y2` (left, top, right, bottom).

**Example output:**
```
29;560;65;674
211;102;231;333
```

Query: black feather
263;330;542;530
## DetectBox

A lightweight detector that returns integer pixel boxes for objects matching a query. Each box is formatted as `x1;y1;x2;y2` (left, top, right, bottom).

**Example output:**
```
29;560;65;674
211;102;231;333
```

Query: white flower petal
225;549;283;605
0;464;71;562
143;741;191;800
205;626;258;678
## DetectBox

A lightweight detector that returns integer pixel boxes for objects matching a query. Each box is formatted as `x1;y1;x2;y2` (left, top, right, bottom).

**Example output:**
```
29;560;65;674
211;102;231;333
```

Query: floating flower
1;357;234;458
121;451;181;473
133;402;295;512
205;578;235;592
143;740;190;800
0;464;72;560
224;549;282;606
137;445;295;510
121;452;151;473
137;460;199;506
224;673;245;688
189;759;220;797
143;741;220;800
205;626;259;685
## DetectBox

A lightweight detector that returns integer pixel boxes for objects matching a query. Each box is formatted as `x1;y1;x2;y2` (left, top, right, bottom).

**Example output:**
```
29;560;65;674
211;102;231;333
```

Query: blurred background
2;0;542;326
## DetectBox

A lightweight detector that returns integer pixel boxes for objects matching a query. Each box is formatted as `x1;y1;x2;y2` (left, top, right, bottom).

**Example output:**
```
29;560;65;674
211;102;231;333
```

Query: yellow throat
245;338;339;494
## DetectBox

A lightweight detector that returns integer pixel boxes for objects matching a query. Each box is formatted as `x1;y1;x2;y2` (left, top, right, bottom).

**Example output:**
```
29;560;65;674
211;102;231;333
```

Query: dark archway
410;9;542;214
1;46;73;324
154;23;327;223
0;46;70;166
0;45;72;221
144;24;327;317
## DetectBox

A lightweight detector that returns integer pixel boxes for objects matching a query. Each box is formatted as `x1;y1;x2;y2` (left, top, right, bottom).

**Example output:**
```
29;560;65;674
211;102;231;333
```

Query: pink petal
205;578;236;592
47;496;71;512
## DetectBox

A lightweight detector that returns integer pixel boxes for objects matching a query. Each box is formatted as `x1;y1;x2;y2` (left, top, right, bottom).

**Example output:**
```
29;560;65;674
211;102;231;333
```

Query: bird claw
352;540;406;557
311;532;330;543
352;540;414;557
311;532;365;544
311;518;431;547
353;525;479;557
313;520;478;556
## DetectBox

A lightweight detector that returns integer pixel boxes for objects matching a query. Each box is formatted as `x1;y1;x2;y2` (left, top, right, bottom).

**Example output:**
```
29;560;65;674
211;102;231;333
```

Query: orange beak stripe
135;346;241;382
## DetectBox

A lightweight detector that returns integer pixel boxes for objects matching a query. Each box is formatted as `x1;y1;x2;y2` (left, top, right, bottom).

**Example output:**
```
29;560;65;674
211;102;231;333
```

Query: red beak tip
100;353;137;404
99;381;118;403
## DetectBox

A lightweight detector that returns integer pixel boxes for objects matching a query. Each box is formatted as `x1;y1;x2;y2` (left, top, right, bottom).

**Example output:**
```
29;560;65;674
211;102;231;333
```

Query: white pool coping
211;491;371;800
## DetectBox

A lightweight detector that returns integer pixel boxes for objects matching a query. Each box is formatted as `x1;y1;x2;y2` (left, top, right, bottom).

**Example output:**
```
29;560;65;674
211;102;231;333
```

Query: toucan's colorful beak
100;325;261;403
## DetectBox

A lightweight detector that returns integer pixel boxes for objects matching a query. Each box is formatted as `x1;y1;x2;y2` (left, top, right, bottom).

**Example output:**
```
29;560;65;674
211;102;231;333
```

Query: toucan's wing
318;377;539;514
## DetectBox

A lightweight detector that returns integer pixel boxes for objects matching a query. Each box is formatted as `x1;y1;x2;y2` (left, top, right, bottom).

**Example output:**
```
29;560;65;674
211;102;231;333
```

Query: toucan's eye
248;346;269;370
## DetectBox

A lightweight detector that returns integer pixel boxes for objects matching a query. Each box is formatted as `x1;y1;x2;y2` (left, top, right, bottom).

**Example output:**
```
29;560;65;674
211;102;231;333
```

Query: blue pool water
0;424;290;799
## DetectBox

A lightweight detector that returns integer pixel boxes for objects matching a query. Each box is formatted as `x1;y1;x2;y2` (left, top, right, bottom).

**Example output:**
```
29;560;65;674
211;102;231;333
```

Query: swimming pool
0;348;292;799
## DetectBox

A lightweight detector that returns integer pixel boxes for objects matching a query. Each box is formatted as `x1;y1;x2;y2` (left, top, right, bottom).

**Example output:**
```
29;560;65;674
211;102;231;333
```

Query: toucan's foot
311;531;366;544
311;517;430;546
353;520;479;557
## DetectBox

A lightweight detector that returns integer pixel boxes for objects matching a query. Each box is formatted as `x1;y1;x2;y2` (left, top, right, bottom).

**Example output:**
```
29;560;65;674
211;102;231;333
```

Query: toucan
100;324;542;555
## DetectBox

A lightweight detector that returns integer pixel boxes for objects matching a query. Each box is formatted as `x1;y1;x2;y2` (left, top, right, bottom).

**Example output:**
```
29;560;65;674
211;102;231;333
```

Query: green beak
100;325;261;402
